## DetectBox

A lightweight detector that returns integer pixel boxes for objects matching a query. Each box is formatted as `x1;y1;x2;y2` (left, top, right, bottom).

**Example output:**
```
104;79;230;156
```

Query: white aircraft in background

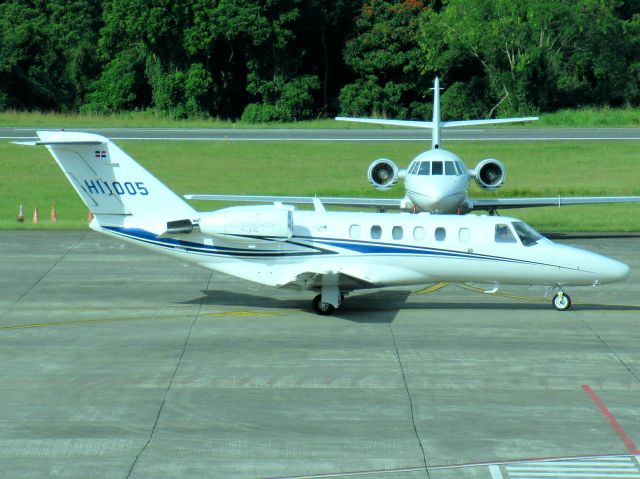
187;77;640;214
16;131;630;314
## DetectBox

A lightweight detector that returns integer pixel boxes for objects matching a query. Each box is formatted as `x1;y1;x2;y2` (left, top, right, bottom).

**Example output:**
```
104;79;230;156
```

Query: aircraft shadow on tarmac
180;288;640;323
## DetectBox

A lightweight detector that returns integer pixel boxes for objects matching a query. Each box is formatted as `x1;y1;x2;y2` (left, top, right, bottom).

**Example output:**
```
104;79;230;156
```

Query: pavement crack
125;272;213;478
0;231;89;322
580;318;640;385
387;321;431;478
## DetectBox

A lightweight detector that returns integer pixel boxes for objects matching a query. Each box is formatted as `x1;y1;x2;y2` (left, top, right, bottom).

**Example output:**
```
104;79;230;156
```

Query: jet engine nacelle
473;159;506;190
367;159;406;190
199;206;293;240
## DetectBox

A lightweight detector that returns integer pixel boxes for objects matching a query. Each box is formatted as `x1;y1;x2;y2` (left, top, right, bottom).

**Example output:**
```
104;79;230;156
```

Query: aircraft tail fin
16;131;196;226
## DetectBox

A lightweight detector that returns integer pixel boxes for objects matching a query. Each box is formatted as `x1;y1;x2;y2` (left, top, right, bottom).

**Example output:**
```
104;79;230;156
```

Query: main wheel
552;292;571;311
312;294;335;316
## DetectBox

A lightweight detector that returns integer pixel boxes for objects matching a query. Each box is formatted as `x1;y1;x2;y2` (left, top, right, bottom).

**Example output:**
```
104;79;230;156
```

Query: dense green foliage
1;0;639;120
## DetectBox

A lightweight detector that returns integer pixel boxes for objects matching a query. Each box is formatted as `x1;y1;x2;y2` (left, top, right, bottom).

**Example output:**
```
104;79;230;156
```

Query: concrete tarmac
1;231;639;479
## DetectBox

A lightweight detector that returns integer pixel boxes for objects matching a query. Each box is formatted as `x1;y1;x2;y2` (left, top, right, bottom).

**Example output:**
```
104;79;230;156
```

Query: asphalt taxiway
1;231;639;478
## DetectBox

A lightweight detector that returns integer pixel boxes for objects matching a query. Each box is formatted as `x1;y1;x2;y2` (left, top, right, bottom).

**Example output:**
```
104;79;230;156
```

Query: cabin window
435;227;446;241
513;221;542;246
409;162;419;175
349;224;361;239
432;161;443;175
413;226;425;241
370;225;382;239
445;161;457;175
418;162;430;175
495;224;517;243
392;226;403;240
458;228;471;242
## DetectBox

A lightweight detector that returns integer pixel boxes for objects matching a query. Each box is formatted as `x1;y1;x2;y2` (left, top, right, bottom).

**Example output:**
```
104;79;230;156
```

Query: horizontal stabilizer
335;116;538;129
13;131;107;146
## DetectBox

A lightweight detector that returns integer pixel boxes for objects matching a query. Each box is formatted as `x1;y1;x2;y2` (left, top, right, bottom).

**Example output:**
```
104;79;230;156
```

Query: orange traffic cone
33;207;40;224
50;204;58;222
87;211;94;223
17;204;25;223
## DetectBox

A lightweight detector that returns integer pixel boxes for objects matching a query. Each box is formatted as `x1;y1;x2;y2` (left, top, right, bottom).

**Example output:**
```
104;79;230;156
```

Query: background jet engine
367;158;405;190
473;159;506;190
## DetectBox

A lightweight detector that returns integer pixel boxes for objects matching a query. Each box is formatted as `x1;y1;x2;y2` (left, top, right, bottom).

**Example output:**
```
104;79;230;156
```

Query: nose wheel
552;291;572;311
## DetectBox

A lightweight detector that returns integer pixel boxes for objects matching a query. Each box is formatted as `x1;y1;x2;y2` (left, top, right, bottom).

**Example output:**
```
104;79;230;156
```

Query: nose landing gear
552;290;572;311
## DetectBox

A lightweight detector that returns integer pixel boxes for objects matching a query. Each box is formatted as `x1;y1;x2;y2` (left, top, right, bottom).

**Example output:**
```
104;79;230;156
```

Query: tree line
1;0;639;121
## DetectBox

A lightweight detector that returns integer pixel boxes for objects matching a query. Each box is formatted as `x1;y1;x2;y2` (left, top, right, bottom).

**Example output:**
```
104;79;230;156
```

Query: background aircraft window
370;225;382;239
392;226;403;240
445;161;457;175
418;162;430;175
413;226;425;241
495;224;517;243
458;228;470;242
432;161;443;175
512;221;542;246
435;227;446;241
349;224;361;239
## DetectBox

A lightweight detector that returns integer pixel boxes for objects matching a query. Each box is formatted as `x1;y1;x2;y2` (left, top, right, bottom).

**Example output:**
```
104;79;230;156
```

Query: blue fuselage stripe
101;226;542;266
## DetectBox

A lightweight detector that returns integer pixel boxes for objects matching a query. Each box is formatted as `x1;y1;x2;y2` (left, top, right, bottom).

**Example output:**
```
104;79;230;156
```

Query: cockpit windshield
512;221;543;246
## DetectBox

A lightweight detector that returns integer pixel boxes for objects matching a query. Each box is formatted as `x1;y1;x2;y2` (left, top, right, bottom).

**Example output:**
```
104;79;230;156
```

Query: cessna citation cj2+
187;77;640;214
17;131;629;315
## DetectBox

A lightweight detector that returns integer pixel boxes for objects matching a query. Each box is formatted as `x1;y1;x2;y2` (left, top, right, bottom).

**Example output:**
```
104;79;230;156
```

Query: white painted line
509;475;640;478
511;462;637;467
509;472;640;479
507;465;640;475
490;464;505;479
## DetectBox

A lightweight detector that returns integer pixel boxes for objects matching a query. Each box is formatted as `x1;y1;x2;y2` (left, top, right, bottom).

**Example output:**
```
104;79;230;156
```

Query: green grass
2;106;640;128
2;139;639;232
0;110;362;129
536;106;640;128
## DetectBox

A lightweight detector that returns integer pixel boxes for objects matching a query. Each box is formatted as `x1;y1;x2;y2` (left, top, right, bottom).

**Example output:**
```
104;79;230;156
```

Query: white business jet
187;77;640;214
17;131;629;314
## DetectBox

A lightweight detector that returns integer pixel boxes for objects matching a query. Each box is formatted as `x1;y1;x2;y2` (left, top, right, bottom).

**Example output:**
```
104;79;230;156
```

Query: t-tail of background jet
16;131;196;233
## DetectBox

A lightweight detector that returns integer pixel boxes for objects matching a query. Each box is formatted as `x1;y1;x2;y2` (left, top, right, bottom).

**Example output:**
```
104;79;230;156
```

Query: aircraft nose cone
602;259;630;283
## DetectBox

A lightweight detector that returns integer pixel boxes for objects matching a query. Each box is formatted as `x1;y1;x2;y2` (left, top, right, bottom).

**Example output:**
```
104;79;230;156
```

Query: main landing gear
551;290;572;311
312;273;344;315
312;294;336;315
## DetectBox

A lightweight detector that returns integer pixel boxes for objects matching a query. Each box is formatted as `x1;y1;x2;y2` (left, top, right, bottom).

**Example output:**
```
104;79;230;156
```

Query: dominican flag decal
95;150;107;158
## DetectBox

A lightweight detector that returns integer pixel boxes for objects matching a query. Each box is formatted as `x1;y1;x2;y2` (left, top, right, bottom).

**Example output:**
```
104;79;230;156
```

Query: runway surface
3;126;640;142
1;231;640;478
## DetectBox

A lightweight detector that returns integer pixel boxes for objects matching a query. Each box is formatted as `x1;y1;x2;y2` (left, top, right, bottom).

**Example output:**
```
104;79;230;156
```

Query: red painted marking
582;384;640;455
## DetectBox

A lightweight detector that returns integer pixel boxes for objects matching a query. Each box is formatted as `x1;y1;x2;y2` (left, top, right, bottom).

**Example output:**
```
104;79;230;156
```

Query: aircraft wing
281;271;376;292
471;196;640;212
184;194;406;210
